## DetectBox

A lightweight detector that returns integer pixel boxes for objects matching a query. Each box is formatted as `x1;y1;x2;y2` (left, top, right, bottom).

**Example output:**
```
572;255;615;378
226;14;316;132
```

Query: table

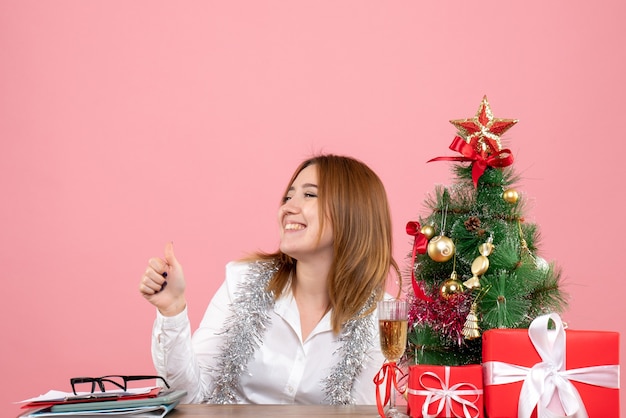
168;404;381;417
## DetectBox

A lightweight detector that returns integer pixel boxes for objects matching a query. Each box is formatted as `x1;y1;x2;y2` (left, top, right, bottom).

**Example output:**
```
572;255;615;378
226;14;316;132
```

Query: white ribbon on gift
407;366;483;418
483;313;620;418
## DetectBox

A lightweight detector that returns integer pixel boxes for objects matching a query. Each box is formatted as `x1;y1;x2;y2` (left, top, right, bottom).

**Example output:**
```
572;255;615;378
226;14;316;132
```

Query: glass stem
388;364;397;414
389;377;396;411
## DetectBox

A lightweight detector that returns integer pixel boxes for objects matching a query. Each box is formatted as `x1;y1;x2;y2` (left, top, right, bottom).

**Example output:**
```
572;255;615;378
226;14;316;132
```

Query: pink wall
2;1;624;414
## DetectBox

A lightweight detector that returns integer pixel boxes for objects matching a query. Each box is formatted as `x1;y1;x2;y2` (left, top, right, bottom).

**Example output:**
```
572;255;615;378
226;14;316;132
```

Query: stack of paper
17;387;186;417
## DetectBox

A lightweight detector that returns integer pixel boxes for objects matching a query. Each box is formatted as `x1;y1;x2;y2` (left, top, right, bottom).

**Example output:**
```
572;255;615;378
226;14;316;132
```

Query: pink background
2;1;624;415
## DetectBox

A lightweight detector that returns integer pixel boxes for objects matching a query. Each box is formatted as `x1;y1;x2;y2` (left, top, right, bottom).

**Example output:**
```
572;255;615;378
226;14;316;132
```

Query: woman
139;154;400;404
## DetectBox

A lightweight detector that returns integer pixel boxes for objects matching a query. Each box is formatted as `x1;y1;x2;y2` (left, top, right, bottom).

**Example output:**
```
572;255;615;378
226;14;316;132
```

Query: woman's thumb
164;241;178;267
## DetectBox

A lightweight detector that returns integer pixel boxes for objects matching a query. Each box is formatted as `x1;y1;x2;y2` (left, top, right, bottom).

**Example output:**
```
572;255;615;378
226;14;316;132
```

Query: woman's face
278;164;334;263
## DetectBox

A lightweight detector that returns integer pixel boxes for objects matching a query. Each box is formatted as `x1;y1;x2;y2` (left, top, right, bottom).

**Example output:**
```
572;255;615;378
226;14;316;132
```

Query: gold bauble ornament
427;235;455;262
420;224;436;240
503;188;519;203
440;275;464;299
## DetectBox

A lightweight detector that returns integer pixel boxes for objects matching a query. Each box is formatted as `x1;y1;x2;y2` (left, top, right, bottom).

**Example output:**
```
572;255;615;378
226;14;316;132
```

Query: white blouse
151;261;386;404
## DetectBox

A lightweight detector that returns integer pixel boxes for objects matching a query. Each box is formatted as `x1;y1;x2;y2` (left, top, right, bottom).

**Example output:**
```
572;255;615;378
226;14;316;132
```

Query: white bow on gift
483;313;620;418
407;366;482;418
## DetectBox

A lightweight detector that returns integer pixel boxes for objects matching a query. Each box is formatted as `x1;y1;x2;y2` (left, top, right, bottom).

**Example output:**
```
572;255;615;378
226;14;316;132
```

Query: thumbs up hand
139;242;187;316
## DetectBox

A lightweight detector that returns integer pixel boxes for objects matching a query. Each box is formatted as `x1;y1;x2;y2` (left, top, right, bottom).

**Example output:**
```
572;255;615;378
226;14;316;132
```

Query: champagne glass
377;300;408;418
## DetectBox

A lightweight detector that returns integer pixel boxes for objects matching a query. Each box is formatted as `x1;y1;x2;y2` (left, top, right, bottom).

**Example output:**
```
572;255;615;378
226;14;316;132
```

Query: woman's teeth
285;223;305;230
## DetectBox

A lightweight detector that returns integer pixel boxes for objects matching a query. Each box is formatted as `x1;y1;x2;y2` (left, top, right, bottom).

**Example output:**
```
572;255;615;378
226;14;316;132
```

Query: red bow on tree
428;136;514;187
406;221;432;302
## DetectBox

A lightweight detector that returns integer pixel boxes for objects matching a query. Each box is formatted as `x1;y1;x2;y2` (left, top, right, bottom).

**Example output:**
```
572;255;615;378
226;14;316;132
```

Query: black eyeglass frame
70;375;170;395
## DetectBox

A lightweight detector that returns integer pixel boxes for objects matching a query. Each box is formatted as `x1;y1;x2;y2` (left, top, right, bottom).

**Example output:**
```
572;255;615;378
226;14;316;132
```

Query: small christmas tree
405;96;568;366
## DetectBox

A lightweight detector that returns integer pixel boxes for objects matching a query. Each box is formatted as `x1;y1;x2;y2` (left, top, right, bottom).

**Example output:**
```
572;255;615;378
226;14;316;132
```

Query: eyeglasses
70;375;170;395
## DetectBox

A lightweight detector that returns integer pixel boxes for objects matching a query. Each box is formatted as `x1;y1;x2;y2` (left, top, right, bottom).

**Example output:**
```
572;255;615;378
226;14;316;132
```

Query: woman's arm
150;261;247;403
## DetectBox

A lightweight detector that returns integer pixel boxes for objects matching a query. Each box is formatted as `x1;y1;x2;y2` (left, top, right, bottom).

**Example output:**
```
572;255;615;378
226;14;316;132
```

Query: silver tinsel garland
206;260;278;404
205;260;375;405
321;295;375;404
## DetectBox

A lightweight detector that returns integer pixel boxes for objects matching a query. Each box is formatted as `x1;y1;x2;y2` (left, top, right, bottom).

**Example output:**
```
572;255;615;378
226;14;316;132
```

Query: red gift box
407;364;483;418
482;313;620;418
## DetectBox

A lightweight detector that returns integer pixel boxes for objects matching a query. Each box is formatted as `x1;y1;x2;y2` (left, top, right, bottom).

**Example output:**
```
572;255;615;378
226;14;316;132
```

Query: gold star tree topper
450;96;518;156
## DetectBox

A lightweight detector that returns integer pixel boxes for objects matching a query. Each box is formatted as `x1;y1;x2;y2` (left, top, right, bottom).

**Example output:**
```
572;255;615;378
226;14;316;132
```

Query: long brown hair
249;154;400;333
